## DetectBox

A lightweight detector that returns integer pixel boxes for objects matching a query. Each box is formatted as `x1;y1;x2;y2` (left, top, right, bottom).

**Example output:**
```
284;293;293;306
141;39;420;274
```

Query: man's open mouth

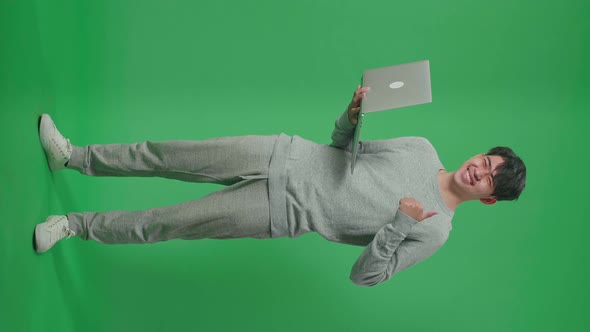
466;167;474;185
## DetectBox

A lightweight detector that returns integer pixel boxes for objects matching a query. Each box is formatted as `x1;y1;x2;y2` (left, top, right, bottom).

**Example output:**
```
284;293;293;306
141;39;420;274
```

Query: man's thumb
422;211;438;220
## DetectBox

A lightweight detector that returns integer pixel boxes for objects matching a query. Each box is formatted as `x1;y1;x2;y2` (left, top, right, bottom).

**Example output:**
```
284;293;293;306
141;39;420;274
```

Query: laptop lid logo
389;81;405;89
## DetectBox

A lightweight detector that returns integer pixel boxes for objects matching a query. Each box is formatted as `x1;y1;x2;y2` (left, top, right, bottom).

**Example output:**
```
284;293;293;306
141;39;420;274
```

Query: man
34;86;526;287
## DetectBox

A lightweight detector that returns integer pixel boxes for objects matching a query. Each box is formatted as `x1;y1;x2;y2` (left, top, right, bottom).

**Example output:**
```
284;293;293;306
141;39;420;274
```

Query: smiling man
438;151;517;210
34;86;526;287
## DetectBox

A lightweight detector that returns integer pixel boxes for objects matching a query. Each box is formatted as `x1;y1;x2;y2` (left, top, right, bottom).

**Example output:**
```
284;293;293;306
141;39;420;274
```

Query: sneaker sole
33;224;40;252
32;229;37;252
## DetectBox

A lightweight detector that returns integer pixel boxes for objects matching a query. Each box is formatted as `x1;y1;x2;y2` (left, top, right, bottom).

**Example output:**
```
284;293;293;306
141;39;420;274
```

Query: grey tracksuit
66;111;453;286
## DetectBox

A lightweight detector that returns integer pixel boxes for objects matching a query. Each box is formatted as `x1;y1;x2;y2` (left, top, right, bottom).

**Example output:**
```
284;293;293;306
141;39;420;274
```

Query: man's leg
66;178;271;244
66;135;278;185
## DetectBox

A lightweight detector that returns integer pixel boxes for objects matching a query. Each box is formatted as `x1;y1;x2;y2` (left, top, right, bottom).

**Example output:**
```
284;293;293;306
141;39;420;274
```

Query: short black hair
487;147;526;201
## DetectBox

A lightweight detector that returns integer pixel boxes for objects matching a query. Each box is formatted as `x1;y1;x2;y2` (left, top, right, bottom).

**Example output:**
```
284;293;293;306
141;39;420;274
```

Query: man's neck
437;170;464;212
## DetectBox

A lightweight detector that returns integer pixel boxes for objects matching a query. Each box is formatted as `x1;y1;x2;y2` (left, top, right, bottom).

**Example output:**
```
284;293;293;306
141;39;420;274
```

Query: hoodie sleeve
329;109;356;152
349;211;447;287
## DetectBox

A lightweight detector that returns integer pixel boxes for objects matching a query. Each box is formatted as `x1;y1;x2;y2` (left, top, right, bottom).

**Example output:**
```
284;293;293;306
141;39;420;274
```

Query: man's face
454;153;505;204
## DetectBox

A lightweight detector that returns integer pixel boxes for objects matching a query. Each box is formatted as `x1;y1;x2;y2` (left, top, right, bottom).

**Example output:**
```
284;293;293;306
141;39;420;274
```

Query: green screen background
1;0;588;331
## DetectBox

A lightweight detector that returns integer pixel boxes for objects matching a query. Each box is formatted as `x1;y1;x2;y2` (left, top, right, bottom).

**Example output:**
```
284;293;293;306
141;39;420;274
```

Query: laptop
351;60;432;174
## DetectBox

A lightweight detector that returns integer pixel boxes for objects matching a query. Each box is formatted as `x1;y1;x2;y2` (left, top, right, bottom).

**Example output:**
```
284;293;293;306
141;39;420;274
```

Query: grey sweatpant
65;136;279;244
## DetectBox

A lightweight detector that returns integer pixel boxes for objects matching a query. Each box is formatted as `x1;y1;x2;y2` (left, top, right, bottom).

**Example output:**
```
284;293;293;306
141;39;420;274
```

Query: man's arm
329;86;370;151
350;198;444;287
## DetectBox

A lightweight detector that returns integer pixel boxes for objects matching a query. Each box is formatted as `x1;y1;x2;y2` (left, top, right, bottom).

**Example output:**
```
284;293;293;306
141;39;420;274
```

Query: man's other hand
399;197;438;222
347;85;370;125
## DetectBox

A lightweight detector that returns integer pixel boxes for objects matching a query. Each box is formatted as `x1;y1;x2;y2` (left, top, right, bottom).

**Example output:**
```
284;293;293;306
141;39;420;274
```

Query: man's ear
480;197;497;205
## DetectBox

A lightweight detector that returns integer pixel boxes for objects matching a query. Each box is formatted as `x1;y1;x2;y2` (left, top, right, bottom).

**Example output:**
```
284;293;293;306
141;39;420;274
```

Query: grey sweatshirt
267;111;453;287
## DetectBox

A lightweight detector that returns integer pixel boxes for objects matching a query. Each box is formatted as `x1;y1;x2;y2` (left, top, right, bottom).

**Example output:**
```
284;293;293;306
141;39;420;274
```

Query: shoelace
50;137;72;159
48;119;71;157
65;138;72;155
48;218;76;244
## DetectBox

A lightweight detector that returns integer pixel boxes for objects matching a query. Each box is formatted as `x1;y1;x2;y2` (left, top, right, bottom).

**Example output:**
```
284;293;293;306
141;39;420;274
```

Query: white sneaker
34;215;76;253
39;114;72;171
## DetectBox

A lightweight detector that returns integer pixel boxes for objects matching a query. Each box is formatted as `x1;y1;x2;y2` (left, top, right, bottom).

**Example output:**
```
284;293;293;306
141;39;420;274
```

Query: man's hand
399;197;438;222
347;85;370;125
